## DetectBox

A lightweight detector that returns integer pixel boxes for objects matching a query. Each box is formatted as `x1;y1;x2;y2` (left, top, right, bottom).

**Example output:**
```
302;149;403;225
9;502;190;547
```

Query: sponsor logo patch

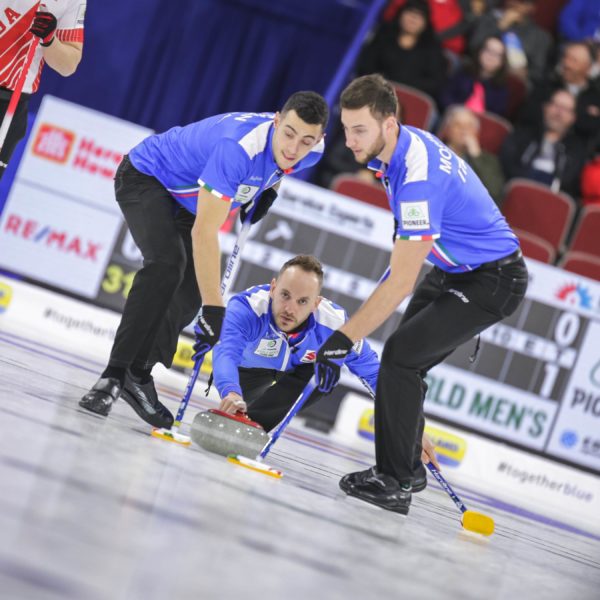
400;201;430;230
255;337;282;358
235;184;260;203
300;350;316;363
76;4;86;25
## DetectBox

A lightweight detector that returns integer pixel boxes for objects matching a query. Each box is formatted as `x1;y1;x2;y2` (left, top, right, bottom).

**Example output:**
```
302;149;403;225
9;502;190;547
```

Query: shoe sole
412;479;427;493
120;388;173;429
339;481;410;515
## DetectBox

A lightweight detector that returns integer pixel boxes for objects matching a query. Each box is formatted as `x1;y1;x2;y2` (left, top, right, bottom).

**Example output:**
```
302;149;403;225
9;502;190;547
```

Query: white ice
0;326;599;600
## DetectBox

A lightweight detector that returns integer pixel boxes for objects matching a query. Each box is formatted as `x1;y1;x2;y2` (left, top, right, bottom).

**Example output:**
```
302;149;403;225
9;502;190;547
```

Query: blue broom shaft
260;379;317;459
426;462;468;514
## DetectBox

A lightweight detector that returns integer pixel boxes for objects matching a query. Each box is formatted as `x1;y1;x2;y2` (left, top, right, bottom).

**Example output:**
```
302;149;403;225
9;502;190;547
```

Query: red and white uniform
0;0;85;94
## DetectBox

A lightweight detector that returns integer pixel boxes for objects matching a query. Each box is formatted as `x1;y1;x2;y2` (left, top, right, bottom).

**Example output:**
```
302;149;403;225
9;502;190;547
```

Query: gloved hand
240;187;277;224
30;11;57;46
315;330;354;394
193;306;226;361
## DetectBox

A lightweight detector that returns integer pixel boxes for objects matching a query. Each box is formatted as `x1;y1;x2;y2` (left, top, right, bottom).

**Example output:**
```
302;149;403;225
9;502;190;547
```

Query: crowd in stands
316;0;600;281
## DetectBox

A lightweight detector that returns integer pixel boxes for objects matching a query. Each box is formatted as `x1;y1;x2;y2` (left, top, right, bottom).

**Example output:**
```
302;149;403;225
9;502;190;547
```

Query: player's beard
276;312;296;331
356;130;386;164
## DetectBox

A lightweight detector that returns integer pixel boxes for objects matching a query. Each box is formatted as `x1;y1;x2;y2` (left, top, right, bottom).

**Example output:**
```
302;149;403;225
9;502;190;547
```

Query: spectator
520;42;600;145
500;88;588;197
441;106;505;204
357;0;447;101
470;0;552;84
559;0;600;43
459;1;501;41
440;35;509;116
383;0;483;56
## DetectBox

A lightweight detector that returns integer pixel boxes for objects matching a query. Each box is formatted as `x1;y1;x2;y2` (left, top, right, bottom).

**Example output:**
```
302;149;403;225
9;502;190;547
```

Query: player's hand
240;187;277;224
30;11;57;46
219;392;247;415
192;306;225;361
315;330;354;394
421;432;441;469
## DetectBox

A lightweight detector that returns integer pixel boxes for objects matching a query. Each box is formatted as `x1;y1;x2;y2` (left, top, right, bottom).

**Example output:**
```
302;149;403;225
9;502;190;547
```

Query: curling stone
190;409;269;457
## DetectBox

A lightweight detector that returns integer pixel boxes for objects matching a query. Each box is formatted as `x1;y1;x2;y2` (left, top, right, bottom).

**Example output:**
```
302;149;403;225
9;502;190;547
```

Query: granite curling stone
191;409;269;457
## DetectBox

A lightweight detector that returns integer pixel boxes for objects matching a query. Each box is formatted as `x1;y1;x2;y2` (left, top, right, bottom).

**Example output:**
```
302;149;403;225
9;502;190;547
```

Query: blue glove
315;331;354;394
193;306;226;362
240;187;277;224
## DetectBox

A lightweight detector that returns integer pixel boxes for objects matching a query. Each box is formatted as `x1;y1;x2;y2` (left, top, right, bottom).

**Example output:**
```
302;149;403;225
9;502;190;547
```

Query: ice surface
1;328;599;600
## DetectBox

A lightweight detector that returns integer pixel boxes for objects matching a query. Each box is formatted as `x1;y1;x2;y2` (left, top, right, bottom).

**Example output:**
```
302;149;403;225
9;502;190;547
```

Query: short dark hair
278;254;324;287
281;91;329;129
563;41;595;65
340;74;398;121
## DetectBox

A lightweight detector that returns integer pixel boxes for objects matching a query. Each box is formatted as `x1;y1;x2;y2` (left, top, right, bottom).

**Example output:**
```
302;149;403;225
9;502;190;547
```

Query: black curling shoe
79;377;122;416
120;370;174;429
339;467;412;515
412;463;427;493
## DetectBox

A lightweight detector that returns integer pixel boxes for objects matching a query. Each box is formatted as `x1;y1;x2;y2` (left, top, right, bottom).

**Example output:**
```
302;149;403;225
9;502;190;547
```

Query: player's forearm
213;347;244;397
192;227;223;307
43;40;82;77
340;278;411;342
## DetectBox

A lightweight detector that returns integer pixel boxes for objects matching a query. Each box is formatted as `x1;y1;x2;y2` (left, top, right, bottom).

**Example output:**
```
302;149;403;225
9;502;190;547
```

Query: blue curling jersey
212;285;380;399
369;126;519;273
128;112;325;213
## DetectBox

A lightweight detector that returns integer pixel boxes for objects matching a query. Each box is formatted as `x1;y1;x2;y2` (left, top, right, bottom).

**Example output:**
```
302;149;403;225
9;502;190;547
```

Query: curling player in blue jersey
212;254;440;488
79;93;329;428
314;74;528;515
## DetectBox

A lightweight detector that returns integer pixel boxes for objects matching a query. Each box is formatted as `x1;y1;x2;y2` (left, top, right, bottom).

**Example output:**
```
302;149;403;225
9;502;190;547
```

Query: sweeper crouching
212;255;439;490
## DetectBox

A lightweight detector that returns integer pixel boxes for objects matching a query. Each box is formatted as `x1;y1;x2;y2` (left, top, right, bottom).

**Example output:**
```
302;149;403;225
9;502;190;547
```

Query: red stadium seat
331;175;389;209
568;205;600;259
501;179;576;250
513;228;556;264
391;82;436;130
559;251;600;282
475;111;512;154
533;0;568;34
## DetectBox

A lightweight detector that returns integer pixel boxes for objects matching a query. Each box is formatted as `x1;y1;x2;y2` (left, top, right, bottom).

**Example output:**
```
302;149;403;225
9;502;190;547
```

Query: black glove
30;11;57;46
315;330;354;394
240;187;277;224
193;306;226;362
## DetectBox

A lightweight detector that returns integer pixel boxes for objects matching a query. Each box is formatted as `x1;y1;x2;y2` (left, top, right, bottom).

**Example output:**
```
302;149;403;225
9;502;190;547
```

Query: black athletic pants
108;156;201;370
376;256;529;483
239;364;323;432
0;88;30;179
